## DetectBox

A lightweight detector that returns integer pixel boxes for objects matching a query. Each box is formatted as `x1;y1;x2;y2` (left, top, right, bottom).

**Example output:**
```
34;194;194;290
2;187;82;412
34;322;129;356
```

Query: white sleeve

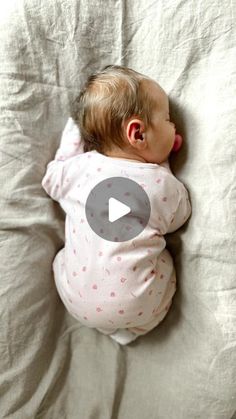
166;180;191;233
42;118;84;202
54;117;84;161
41;160;65;202
152;168;191;234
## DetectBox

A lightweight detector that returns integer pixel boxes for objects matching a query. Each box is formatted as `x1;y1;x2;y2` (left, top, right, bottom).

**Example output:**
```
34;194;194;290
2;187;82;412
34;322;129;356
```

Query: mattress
0;1;235;418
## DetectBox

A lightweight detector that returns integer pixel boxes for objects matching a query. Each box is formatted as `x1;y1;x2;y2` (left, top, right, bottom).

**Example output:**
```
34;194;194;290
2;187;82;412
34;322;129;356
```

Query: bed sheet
0;0;235;418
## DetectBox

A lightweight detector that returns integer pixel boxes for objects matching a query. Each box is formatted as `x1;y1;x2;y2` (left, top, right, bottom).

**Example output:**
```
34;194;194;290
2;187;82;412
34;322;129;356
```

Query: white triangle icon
108;197;131;223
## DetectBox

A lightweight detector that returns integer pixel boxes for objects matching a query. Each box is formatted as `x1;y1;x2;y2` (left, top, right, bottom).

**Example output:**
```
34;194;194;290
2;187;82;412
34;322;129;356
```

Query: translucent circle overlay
85;177;151;242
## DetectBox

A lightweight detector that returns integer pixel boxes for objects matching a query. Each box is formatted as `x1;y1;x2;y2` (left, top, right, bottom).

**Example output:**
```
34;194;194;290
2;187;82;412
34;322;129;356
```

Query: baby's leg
97;302;172;345
97;270;176;345
127;302;171;336
128;270;176;336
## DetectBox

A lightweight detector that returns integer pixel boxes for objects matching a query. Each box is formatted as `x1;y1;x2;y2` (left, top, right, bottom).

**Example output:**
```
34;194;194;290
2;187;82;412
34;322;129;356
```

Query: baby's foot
110;329;138;345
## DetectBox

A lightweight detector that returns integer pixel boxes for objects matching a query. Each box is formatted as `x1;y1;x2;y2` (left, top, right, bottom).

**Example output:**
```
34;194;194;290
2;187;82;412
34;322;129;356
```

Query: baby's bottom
97;270;175;345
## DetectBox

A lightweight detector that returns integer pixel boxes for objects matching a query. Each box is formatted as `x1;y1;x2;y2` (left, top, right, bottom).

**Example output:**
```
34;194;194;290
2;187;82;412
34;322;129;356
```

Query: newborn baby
42;65;191;345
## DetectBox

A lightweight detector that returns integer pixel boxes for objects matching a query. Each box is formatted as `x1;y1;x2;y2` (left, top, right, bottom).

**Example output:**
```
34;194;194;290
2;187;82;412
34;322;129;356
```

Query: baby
42;65;191;345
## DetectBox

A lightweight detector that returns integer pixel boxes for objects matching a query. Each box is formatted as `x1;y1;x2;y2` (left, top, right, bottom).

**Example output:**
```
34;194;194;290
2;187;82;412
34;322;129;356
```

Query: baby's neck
104;149;147;163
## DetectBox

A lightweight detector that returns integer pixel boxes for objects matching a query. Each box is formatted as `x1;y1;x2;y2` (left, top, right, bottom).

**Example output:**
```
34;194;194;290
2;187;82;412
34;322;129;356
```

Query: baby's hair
71;65;156;154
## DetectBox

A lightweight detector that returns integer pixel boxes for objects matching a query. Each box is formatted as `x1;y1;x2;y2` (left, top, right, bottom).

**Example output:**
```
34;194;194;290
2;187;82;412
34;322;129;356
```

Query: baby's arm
54;117;84;161
42;159;65;202
166;178;191;233
42;118;84;201
154;163;191;234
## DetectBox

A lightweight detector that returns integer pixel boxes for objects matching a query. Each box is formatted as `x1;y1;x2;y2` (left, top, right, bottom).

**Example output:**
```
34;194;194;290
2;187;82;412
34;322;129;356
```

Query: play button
108;198;131;222
85;177;151;242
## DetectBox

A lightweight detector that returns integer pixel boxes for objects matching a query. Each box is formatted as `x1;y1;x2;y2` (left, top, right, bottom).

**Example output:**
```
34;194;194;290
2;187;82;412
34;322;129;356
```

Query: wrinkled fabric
0;1;235;418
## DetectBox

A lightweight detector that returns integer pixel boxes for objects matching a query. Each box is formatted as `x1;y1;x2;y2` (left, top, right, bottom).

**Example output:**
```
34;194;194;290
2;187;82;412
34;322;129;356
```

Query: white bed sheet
0;0;235;418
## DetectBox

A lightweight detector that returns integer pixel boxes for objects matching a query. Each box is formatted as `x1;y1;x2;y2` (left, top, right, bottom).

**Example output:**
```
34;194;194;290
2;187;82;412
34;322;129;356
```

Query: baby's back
52;150;180;329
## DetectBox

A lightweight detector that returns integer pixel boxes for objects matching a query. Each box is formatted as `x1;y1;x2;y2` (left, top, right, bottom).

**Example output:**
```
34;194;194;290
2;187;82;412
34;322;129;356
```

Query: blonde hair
71;65;155;153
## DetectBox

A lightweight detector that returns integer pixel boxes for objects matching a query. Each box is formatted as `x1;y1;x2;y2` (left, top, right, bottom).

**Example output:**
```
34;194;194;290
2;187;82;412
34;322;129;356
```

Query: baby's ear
125;118;146;149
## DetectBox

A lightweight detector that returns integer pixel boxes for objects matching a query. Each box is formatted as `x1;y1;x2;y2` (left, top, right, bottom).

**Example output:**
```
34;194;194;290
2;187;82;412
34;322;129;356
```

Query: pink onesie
42;123;191;336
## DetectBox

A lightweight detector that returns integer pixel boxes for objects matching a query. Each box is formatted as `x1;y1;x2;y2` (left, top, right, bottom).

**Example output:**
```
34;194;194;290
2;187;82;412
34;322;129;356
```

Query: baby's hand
171;134;183;153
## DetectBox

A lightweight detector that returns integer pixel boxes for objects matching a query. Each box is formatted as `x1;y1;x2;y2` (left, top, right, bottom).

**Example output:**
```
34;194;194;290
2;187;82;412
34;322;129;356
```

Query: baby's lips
172;134;183;152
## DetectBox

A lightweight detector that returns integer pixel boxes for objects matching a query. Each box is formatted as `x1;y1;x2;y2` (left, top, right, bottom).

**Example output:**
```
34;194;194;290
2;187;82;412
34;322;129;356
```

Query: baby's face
143;80;176;164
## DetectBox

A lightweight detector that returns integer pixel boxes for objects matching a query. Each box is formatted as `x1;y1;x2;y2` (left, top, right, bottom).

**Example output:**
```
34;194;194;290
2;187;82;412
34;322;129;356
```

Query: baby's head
72;65;176;164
